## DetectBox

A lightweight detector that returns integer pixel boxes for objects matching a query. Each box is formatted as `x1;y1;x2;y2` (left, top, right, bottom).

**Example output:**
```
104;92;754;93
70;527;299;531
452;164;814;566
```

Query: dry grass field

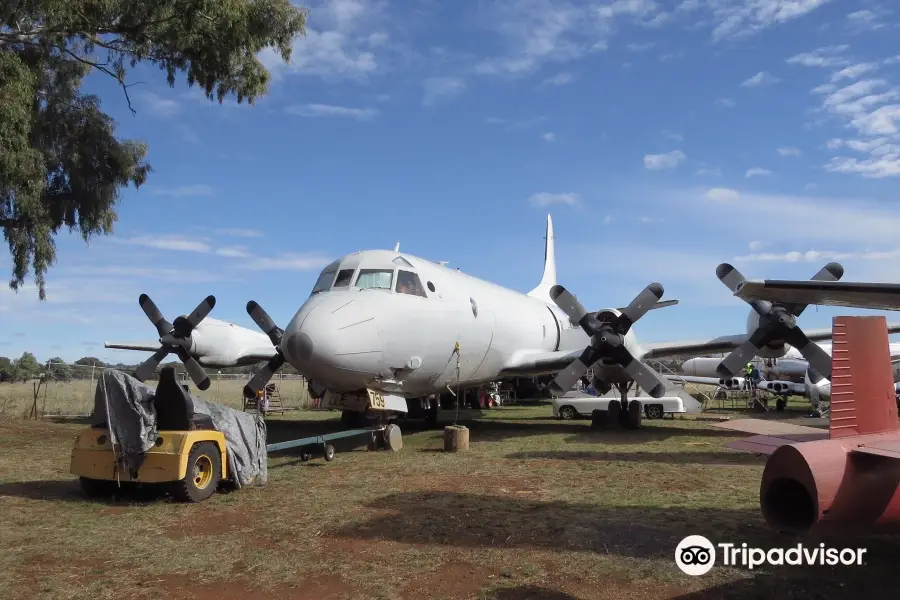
0;376;313;417
2;400;899;600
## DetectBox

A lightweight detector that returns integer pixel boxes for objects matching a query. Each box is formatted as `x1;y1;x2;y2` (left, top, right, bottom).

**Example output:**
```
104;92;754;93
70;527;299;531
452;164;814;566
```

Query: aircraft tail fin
828;315;900;439
527;214;557;302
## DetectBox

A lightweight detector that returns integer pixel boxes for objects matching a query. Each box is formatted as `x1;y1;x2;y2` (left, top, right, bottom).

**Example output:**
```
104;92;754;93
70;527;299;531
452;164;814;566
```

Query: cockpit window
333;268;355;288
355;269;393;290
310;268;337;295
396;270;427;297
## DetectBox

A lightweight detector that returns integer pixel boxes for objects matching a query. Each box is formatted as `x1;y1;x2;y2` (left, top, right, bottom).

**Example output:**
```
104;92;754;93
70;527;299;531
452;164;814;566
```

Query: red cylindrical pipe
760;433;900;534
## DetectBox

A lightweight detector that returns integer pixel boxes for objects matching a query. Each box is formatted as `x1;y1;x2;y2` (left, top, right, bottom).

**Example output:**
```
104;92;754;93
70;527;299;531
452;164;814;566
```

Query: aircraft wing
735;279;900;312
638;323;900;360
105;342;160;352
712;418;829;454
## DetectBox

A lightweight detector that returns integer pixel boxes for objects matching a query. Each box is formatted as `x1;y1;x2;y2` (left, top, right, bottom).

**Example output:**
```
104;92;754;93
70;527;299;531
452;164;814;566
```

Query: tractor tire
170;441;222;503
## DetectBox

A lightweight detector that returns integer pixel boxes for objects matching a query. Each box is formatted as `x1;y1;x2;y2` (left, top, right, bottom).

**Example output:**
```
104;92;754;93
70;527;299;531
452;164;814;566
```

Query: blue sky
3;0;900;363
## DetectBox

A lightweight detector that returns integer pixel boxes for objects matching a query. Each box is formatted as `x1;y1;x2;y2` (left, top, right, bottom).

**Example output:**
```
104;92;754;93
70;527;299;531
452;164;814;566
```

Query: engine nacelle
746;309;788;359
760;433;900;534
718;377;744;390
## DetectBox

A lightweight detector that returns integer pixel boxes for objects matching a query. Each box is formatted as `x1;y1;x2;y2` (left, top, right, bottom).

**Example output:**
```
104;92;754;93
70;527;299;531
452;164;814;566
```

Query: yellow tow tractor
70;367;227;502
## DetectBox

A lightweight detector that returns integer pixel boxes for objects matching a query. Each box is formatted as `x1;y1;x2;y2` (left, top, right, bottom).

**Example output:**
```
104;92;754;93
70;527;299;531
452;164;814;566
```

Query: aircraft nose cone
281;296;384;390
285;332;313;363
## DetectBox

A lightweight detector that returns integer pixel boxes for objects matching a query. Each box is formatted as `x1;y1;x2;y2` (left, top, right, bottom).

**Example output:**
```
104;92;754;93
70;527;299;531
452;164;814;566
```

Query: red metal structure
716;316;900;534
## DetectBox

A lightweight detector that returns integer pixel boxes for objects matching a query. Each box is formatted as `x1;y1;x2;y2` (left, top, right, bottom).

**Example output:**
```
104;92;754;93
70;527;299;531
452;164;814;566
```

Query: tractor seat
154;367;216;431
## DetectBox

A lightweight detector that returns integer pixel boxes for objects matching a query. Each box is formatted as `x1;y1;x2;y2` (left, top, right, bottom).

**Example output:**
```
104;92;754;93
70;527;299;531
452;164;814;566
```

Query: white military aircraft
105;215;881;429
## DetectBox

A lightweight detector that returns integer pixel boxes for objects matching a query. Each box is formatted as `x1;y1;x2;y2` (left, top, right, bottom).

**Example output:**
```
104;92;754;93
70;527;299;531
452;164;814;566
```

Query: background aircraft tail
527;214;558;303
828;315;900;439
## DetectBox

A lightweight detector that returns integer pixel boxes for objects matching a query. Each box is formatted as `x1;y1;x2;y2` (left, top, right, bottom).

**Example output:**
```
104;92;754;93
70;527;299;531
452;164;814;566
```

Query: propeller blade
618;283;664;331
788;262;845;318
549;285;589;328
176;346;210;391
183;295;216;329
806;367;825;385
139;294;173;338
782;327;833;380
716;263;745;293
548;347;597;396
246;301;284;346
619;354;668;398
243;354;285;398
134;347;169;382
717;328;772;377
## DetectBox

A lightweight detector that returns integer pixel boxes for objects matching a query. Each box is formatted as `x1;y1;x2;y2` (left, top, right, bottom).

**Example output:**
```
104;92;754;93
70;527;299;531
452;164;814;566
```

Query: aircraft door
457;296;495;382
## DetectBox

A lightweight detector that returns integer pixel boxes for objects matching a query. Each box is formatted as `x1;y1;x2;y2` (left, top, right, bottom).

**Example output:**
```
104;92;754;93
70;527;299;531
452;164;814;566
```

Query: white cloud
527;192;581;207
696;164;723;176
471;0;831;78
541;72;575;86
136;92;180;118
708;0;834;42
831;62;880;82
212;228;263;238
216;246;251;258
237;253;334;271
257;0;387;82
716;97;736;107
422;77;466;107
847;8;890;33
643;150;686;170
627;42;655;52
705;187;740;202
795;54;900;178
748;240;765;251
745;167;773;178
786;45;849;68
120;235;212;253
741;71;780;87
285;103;379;120
147;184;215;198
662;130;683;142
541;132;556;142
777;146;802;157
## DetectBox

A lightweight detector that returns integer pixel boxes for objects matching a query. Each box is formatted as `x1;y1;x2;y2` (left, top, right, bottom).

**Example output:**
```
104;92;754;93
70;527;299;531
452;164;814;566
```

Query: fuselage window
333;268;355;288
396;270;427;297
355;269;393;290
470;297;478;317
310;268;337;295
427;281;435;292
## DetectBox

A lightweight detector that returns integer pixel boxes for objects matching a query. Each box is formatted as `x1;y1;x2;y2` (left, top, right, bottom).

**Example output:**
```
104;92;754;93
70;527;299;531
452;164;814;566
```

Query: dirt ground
2;405;899;600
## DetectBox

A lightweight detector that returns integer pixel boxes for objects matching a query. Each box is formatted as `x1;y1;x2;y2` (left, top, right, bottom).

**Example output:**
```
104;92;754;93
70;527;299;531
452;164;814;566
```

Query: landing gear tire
300;451;312;461
559;406;576;420
622;400;642;430
644;404;663;420
171;441;222;503
323;444;336;462
591;410;607;428
607;400;621;426
775;397;786;412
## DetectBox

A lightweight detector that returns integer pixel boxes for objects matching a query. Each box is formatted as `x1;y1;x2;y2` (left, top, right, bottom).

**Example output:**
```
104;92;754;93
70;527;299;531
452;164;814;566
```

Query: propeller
715;262;844;380
547;283;670;398
242;300;286;399
132;294;216;390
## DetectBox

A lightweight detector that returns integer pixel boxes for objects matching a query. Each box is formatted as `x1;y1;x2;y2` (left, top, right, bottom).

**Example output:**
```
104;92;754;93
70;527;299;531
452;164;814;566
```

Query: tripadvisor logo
675;536;867;575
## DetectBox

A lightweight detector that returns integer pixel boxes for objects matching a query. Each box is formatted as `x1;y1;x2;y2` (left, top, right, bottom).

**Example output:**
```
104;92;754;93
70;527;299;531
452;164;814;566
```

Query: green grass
1;404;896;600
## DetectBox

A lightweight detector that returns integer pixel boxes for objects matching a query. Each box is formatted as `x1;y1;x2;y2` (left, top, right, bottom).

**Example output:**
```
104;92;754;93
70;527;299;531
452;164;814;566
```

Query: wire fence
0;361;314;419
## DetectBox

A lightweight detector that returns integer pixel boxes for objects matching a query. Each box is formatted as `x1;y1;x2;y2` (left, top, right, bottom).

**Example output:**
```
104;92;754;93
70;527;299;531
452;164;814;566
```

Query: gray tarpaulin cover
92;369;267;488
